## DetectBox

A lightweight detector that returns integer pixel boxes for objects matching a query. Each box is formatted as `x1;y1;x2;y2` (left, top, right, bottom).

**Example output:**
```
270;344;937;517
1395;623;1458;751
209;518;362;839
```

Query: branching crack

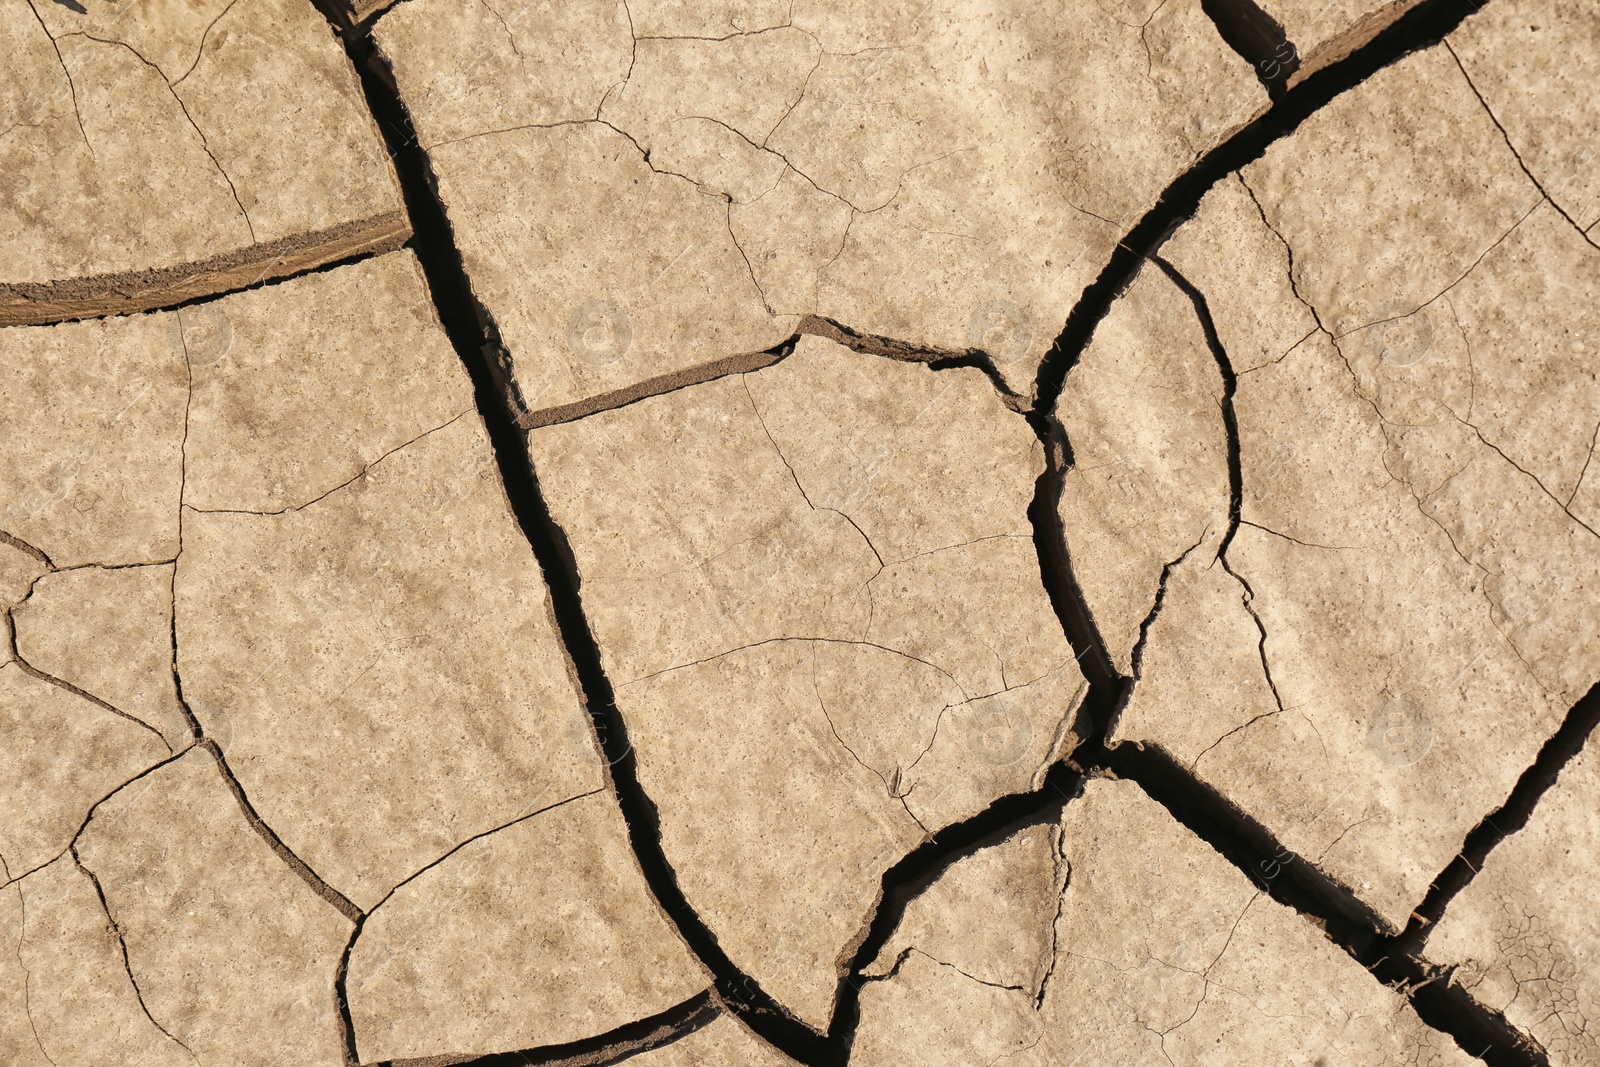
271;3;1554;1065
1445;41;1600;253
61;30;256;241
23;0;92;157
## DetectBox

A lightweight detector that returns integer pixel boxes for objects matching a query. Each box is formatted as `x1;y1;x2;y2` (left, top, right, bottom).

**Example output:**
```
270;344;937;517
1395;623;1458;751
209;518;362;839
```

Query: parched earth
2;0;1597;1065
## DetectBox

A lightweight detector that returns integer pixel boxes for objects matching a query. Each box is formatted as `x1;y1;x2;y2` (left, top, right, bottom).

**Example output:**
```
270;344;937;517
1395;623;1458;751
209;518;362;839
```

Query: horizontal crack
398;990;722;1067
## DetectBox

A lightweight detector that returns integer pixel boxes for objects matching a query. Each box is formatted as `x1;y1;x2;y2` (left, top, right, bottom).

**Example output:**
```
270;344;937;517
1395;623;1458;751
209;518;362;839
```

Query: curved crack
67;847;196;1058
306;3;1562;1065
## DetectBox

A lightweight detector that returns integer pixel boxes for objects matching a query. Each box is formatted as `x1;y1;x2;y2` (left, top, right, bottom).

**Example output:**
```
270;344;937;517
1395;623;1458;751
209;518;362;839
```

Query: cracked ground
2;0;1597;1064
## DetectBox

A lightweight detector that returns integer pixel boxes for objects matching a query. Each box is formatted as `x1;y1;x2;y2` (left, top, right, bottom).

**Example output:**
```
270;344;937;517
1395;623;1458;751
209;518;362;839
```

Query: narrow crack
61;30;257;241
742;377;886;570
10;866;59;1067
0;530;53;568
1395;682;1600;959
335;788;602;1065
1446;410;1600;541
1150;258;1241;556
1568;418;1600;508
68;846;196;1058
3;611;172;752
184;410;472;516
171;320;360;928
1144;257;1294;754
1445;41;1600;253
170;0;242;86
23;0;92;158
1033;836;1070;1010
198;739;362;923
1125;532;1209;684
0;746;194;894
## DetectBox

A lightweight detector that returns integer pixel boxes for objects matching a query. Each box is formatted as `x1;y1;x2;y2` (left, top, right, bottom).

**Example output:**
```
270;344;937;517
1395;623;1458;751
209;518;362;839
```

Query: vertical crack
1148;255;1294;753
172;306;358;928
67;847;196;1059
312;16;832;1063
23;0;92;157
1150;258;1241;557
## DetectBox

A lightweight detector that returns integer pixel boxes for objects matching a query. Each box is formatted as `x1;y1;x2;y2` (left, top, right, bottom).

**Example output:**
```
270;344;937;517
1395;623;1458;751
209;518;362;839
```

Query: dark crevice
317;16;831;1065
335;915;362;1067
1026;428;1121;693
299;2;1553;1065
382;991;721;1067
1103;743;1544;1065
1395;682;1600;958
1106;743;1394;947
1200;0;1301;97
825;761;1095;1058
1031;0;1497;421
1011;0;1555;1057
1152;257;1242;558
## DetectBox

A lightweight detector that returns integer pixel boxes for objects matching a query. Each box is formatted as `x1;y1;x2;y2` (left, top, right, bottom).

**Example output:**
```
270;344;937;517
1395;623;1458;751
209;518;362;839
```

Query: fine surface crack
68;846;196;1058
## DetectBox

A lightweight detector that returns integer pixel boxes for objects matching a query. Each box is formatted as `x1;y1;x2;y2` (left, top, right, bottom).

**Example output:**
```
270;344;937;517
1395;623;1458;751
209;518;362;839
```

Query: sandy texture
5;2;1598;1064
